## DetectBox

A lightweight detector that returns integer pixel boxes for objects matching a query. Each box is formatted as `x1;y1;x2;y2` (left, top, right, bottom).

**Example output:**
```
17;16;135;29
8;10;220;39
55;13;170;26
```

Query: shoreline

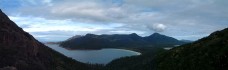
105;48;142;55
45;43;142;55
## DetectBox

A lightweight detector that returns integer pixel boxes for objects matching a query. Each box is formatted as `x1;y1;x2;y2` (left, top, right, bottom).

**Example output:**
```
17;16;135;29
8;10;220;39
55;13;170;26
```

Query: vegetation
60;33;186;49
104;28;228;70
106;47;166;70
153;28;228;70
0;9;102;70
2;8;228;70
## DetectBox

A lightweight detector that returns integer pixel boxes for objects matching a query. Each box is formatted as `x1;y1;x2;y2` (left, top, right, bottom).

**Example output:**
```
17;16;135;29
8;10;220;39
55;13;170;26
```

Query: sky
0;0;228;42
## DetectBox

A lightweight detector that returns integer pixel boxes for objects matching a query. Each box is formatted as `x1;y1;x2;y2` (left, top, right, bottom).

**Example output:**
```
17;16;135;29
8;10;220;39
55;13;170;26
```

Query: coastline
105;48;141;55
45;43;142;55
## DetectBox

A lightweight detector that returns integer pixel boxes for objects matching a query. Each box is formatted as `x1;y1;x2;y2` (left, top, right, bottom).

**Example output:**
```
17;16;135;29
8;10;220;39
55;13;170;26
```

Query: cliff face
0;9;43;69
0;10;39;56
0;9;91;70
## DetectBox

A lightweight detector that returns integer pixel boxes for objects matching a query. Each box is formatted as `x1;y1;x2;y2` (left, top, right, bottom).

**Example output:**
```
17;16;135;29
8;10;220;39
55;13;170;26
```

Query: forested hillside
60;33;185;49
106;28;228;70
154;28;228;70
0;9;100;70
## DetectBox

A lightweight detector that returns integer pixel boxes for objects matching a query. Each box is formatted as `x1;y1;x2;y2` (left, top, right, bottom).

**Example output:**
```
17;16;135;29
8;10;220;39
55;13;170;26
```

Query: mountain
154;28;228;70
60;33;185;49
60;33;146;49
66;35;83;41
144;33;185;46
0;9;96;70
106;28;228;70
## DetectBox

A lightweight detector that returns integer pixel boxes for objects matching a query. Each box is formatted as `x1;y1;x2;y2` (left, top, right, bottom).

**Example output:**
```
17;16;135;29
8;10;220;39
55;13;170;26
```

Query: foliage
60;33;185;49
105;28;228;70
105;47;166;70
154;28;228;70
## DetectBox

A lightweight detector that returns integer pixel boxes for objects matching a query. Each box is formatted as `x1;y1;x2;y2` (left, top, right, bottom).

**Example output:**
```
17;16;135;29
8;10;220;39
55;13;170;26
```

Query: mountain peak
144;32;184;45
0;9;9;19
152;32;162;36
0;9;2;13
130;33;140;37
0;9;39;56
148;33;164;37
0;9;91;70
85;33;96;37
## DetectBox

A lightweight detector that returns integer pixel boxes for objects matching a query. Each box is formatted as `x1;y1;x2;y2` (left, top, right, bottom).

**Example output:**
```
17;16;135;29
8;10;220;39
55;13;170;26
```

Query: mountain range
106;27;228;70
60;33;187;49
1;8;227;70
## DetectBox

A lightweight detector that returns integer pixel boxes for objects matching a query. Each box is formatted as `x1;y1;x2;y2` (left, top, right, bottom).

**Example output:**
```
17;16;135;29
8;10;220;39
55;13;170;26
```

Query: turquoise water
45;44;140;64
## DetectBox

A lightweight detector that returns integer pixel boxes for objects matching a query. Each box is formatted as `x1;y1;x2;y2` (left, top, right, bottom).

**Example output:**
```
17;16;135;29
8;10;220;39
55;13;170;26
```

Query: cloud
9;16;112;32
9;16;147;41
16;1;126;23
2;0;228;41
19;0;53;6
147;23;167;32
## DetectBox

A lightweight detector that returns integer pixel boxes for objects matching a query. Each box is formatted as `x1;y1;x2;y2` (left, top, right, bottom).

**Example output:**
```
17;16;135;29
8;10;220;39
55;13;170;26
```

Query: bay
45;44;140;64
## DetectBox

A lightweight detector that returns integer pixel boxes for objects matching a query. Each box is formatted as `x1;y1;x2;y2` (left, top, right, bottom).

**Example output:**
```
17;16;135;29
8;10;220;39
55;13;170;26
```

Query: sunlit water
45;44;141;64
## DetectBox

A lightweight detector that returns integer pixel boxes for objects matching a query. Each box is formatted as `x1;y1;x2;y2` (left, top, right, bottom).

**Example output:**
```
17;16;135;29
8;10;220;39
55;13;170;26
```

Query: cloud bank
1;0;228;41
